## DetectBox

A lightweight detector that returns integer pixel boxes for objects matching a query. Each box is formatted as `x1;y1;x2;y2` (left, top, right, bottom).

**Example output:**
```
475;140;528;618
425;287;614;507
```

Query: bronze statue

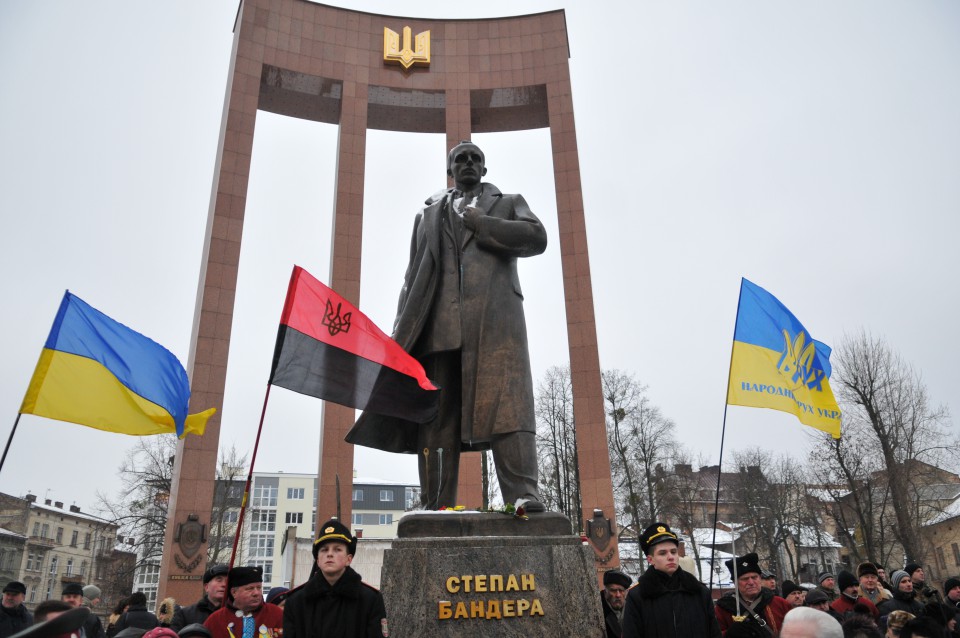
347;141;547;511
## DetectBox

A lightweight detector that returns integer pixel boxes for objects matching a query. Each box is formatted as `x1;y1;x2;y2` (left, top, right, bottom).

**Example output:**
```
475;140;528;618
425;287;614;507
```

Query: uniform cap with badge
639;522;679;556
313;518;357;557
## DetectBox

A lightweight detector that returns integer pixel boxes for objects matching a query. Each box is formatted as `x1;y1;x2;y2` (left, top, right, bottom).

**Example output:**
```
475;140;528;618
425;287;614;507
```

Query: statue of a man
347;141;547;512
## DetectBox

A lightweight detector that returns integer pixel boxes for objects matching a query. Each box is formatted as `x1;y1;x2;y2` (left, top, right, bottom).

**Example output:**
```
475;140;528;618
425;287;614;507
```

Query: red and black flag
269;266;439;422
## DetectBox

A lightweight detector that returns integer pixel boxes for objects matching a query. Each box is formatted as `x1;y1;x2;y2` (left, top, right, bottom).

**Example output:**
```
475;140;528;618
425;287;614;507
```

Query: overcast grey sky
1;1;958;512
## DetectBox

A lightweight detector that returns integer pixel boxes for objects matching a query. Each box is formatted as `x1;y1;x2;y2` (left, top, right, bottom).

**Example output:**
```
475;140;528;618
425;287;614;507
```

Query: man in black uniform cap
283;519;387;638
622;522;720;638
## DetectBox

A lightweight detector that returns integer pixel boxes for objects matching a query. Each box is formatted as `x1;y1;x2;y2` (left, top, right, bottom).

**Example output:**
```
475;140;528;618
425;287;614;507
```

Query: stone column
157;1;262;602
316;81;369;529
547;73;618;572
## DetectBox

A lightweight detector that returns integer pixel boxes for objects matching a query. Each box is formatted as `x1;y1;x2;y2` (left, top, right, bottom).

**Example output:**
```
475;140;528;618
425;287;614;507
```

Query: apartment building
0;493;135;609
239;472;418;590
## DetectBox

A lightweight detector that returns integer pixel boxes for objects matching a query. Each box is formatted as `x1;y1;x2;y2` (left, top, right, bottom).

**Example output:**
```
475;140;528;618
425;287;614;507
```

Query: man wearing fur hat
171;565;228;632
600;570;631;637
856;562;890;606
715;553;792;636
283;519;387;638
621;522;720;638
829;570;879;619
877;570;924;616
203;566;282;638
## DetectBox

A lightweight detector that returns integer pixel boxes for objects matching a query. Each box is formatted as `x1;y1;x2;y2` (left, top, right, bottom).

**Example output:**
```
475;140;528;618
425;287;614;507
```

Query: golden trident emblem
383;26;431;69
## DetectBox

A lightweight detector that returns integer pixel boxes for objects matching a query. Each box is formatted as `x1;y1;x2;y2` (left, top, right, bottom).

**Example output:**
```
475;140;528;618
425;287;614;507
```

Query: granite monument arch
159;0;617;602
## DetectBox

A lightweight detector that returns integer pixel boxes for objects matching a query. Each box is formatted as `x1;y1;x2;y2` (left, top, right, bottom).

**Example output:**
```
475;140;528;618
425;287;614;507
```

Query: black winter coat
622;566;721;638
170;595;218;632
283;567;386;638
113;606;159;634
84;613;106;638
0;603;33;638
877;589;924;616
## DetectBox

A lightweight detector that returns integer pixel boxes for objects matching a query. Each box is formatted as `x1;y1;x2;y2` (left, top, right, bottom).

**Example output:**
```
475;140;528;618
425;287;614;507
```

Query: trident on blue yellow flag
726;278;841;438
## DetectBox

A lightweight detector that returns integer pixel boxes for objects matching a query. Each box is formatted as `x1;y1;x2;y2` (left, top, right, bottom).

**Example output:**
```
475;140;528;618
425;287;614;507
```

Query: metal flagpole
709;278;746;595
0;414;22;476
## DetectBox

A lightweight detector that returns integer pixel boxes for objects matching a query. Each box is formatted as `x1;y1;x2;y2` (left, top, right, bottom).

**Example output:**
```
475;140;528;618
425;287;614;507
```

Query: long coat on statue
347;183;547;453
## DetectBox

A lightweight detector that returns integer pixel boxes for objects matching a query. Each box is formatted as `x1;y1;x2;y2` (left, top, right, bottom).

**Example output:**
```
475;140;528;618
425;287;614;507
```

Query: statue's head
447;141;487;188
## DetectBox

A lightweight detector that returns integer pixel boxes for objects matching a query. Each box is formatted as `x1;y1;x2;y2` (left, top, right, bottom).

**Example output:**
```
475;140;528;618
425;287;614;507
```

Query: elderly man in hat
856;561;891;606
715;553;792;636
0;582;32;638
283;518;386;638
61;584;104;638
599;570;631;637
621;522;720;638
170;565;229;632
203;567;282;638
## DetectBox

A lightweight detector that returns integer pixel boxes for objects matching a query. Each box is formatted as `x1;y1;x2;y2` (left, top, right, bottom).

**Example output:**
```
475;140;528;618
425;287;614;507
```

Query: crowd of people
6;514;960;637
0;519;387;638
601;522;960;638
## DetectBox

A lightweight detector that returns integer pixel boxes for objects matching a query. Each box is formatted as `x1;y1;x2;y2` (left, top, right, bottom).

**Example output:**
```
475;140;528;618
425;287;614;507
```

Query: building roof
29;501;113;526
691;527;746;546
926;495;960;526
917;483;960;502
792;526;843;548
353;476;417;487
0;527;26;539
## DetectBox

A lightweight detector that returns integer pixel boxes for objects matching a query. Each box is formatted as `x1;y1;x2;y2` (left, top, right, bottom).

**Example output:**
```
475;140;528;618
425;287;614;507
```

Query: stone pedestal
380;512;605;637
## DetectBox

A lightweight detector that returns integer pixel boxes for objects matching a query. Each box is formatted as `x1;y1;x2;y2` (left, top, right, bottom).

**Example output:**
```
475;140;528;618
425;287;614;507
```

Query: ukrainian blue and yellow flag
20;292;215;437
727;279;841;438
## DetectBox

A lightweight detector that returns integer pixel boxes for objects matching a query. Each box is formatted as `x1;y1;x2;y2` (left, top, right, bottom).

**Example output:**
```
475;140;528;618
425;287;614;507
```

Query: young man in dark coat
905;562;943;605
203;566;282;638
621;522;720;638
715;553;792;636
600;570;632;637
283;519;387;638
877;570;925;616
0;581;33;638
170;565;228;632
111;592;159;634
